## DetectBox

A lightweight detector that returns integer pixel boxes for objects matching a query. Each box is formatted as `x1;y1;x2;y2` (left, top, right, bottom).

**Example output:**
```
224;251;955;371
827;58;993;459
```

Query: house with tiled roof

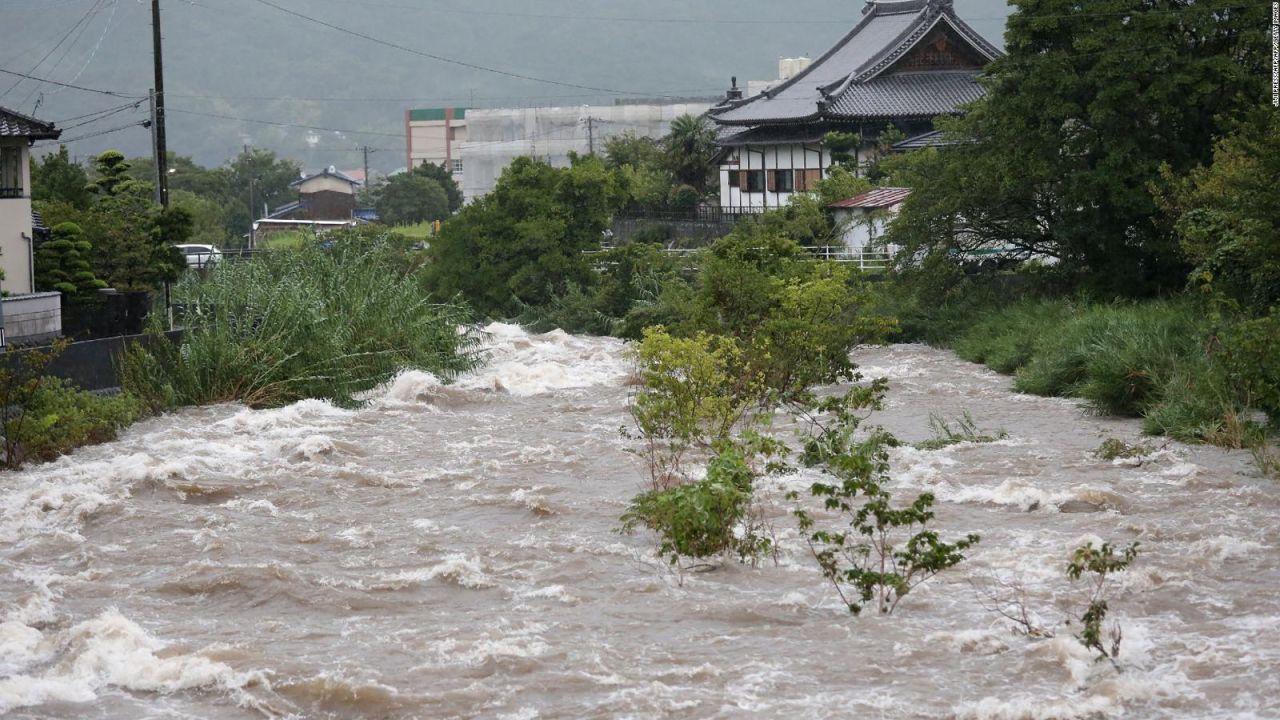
1;106;64;343
709;0;1000;211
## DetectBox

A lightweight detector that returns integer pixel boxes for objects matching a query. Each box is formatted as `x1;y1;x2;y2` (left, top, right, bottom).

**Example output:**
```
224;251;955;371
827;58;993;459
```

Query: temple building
710;0;1001;211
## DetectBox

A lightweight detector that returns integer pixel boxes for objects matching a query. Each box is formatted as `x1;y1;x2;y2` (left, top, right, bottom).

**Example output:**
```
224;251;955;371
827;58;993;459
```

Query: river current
1;324;1276;719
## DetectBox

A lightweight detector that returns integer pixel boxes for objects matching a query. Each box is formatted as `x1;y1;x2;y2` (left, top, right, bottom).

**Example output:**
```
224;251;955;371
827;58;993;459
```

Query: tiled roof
717;124;830;147
0;106;60;139
291;165;362;188
711;0;1000;126
830;187;912;209
826;71;985;119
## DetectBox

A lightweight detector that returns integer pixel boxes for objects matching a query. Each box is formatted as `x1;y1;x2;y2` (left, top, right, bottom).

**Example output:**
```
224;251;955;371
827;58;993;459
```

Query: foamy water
1;329;1277;718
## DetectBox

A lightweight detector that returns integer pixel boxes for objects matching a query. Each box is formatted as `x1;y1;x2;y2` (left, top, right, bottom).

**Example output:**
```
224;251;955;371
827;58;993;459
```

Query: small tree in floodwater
789;385;980;614
1067;541;1140;667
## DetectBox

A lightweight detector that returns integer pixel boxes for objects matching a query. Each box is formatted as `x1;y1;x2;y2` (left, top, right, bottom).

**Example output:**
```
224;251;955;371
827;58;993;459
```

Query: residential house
254;166;363;245
710;0;1001;211
1;106;63;343
829;186;911;252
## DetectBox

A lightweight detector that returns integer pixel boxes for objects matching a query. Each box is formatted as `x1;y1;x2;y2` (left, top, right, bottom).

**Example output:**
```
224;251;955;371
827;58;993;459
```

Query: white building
1;107;63;343
710;0;1001;212
405;108;467;183
830;186;910;251
459;102;712;201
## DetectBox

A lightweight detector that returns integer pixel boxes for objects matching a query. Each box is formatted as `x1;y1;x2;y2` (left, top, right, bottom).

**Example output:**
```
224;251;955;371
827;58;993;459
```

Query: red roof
829;187;911;209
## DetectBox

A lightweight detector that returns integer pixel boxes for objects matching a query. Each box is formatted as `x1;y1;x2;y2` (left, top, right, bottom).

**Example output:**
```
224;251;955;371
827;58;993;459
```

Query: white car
174;244;223;269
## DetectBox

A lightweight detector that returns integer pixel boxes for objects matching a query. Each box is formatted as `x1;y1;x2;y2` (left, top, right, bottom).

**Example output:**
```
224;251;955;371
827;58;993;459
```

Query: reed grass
122;236;482;409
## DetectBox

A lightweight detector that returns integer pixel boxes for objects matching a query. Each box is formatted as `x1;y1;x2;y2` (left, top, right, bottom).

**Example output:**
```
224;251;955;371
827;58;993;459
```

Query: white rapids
1;324;1277;719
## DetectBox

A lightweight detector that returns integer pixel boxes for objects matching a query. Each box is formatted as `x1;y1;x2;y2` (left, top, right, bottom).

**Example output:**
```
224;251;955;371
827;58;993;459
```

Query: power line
166;106;407;138
0;0;107;99
33;119;148;146
243;0;676;97
0;65;143;98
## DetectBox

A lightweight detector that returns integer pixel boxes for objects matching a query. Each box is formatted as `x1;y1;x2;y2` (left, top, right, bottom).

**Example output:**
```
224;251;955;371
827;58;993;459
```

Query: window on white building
771;169;794;193
452;158;463;174
744;170;765;193
0;146;22;198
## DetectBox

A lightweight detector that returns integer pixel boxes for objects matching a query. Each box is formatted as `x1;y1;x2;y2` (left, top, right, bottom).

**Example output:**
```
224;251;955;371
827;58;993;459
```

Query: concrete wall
832;206;901;252
460;103;712;201
2;291;61;344
0;137;34;295
406;108;467;180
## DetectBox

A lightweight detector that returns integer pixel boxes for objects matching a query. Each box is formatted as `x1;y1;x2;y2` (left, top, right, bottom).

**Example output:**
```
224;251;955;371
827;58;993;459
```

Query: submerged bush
122;237;481;409
5;379;143;466
620;449;771;566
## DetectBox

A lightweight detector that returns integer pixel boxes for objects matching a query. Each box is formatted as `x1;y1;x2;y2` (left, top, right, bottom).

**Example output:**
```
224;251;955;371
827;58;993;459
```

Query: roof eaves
850;9;1003;85
0;106;61;140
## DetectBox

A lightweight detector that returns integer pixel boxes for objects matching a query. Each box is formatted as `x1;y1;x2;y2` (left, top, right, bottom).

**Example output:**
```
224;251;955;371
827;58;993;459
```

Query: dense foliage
425;155;625;317
122;234;481;409
881;0;1270;296
34;222;108;299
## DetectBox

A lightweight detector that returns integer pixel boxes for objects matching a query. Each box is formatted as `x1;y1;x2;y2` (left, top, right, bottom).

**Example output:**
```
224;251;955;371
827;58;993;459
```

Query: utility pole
149;89;162;205
151;0;169;207
587;116;595;155
362;146;371;188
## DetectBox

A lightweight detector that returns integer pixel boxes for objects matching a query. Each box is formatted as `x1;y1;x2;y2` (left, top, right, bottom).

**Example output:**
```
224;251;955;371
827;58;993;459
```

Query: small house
830;187;911;252
1;106;63;343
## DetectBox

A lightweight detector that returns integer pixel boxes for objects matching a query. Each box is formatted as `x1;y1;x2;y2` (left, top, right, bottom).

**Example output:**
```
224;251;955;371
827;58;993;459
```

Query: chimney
726;76;743;102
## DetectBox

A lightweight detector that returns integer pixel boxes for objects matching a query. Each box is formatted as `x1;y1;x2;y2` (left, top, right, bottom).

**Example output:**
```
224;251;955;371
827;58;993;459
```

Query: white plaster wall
297;175;356;195
0;137;34;295
718;143;833;210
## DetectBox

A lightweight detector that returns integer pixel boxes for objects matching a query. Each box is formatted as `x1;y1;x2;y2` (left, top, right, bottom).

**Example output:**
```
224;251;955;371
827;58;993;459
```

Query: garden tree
413;161;463;212
1157;108;1280;311
881;0;1270;295
34;222;107;299
89;150;148;198
663;114;717;195
426;154;625;317
603;132;665;171
30;146;91;209
822;131;861;168
376;172;450;226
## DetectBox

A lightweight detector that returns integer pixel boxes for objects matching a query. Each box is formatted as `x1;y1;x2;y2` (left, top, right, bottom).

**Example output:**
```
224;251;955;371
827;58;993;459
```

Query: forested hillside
2;0;1010;171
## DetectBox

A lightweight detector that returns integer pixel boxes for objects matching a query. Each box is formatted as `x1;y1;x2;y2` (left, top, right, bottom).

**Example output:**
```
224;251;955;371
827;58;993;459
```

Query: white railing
591;244;891;271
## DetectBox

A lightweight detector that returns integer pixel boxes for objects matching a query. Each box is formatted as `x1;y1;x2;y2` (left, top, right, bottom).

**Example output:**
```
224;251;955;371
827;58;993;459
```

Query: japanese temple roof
712;0;1000;126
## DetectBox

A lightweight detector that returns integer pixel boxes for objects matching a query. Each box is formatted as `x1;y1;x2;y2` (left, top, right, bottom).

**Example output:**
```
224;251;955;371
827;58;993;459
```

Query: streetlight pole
248;176;256;250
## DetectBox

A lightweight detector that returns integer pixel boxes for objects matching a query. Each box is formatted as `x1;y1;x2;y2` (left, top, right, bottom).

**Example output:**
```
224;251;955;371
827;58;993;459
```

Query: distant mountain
2;0;1011;170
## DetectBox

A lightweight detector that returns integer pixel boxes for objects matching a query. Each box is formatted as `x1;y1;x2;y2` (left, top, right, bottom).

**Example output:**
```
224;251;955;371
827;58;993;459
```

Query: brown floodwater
2;324;1276;719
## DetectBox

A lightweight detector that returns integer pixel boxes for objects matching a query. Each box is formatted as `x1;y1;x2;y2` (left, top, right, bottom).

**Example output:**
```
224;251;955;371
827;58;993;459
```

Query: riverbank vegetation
121;235;480;410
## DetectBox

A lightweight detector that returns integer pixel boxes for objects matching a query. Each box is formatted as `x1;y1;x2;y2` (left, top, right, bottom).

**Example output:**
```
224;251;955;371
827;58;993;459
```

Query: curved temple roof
712;0;1000;126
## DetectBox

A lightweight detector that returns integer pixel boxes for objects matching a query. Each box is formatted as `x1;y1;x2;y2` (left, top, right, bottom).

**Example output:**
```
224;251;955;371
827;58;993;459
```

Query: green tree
425;155;624;317
413;161;463;212
170;189;232;249
822;131;862;168
376;172;450;226
663;114;717;194
604;131;665;170
34;222;107;298
89;150;148;198
31;146;91;209
1158;109;1280;310
882;0;1270;295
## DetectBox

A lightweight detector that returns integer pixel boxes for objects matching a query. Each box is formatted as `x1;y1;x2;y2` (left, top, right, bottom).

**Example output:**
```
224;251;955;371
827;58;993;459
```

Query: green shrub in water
121;236;482;409
620;449;771;566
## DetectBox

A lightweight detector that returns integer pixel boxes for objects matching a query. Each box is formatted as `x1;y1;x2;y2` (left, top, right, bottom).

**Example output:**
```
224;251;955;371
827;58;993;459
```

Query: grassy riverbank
877;282;1278;456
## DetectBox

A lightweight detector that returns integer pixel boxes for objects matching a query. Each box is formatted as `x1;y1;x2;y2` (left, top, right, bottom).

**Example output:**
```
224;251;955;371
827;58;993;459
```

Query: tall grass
122;237;481;409
920;295;1261;446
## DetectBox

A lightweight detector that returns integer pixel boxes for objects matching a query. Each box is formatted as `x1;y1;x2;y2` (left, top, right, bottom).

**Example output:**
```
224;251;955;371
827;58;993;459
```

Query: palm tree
663;114;717;194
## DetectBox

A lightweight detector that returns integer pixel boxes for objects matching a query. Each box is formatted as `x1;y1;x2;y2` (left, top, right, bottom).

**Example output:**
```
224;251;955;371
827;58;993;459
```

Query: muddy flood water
1;324;1277;719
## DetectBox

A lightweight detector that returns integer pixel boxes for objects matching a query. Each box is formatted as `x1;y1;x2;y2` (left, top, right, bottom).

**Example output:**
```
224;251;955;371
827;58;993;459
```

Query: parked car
174;244;223;269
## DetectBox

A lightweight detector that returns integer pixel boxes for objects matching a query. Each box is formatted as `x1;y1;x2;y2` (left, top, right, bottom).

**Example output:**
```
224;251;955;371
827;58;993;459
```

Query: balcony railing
0;187;23;199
